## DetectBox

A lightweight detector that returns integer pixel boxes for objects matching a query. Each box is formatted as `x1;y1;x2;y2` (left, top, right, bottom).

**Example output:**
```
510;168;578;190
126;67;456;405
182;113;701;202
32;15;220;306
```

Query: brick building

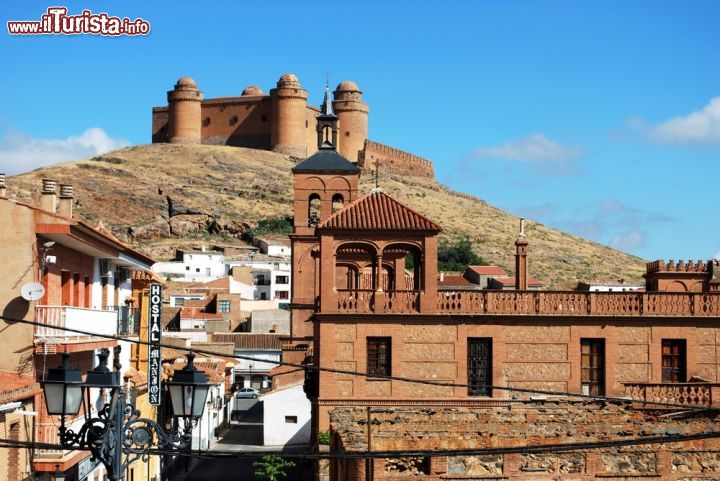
0;176;156;480
151;75;435;178
285;106;720;480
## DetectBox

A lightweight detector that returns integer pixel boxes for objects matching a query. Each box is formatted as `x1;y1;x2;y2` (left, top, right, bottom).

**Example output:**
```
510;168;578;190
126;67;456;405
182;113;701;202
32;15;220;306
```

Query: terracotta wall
315;318;718;431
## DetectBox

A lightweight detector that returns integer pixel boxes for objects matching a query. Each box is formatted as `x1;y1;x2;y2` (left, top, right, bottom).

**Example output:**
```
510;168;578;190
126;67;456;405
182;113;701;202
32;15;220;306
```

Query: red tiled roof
189;276;231;290
210;333;284;351
468;265;508;276
438;275;475;287
0;370;40;403
319;190;442;231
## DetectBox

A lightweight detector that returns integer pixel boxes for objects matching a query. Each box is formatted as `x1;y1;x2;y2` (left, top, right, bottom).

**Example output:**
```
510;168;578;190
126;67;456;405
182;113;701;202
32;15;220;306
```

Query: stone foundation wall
329;402;720;481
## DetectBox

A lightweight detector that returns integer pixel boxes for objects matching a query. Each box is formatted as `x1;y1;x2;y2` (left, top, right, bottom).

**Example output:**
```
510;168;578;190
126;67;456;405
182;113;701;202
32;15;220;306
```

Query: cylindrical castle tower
270;73;309;158
167;77;203;144
332;81;368;163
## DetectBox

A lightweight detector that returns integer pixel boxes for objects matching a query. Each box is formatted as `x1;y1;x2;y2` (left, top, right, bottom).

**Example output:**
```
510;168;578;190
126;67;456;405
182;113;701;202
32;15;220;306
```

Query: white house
261;383;311;446
152;248;225;282
225;253;291;302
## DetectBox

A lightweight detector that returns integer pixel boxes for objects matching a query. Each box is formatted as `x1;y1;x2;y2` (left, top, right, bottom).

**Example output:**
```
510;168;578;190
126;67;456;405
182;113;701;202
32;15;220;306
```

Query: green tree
437;236;487;272
254;455;295;481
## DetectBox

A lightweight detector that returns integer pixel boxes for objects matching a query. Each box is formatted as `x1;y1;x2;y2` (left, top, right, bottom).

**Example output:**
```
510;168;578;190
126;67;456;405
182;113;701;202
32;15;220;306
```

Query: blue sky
2;1;719;261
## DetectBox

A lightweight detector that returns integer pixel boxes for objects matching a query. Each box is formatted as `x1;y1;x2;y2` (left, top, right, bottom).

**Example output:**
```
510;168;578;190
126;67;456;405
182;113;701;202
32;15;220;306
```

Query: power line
3;428;720;460
1;313;710;411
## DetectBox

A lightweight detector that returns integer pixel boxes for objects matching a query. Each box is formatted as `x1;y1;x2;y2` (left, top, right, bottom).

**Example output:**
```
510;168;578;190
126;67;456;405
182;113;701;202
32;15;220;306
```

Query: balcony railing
436;291;720;317
336;290;421;314
35;305;119;339
331;290;720;316
623;382;720;408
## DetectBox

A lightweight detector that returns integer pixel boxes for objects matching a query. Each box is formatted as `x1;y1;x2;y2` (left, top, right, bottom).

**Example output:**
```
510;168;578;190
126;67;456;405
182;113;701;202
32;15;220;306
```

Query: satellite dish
20;282;45;302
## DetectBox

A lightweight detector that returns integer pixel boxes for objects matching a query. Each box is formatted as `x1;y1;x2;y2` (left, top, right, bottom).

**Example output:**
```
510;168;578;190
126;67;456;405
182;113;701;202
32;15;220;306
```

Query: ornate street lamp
43;352;83;417
41;350;211;481
167;352;210;419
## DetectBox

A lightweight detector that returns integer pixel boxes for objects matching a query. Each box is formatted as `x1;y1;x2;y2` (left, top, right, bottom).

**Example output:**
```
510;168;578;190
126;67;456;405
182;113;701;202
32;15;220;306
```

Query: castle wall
200;97;272;148
361;140;435;178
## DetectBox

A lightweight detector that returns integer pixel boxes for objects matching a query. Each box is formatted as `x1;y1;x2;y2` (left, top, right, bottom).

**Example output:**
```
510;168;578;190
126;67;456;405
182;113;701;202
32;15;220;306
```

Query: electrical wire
0;313;711;411
3;428;720;460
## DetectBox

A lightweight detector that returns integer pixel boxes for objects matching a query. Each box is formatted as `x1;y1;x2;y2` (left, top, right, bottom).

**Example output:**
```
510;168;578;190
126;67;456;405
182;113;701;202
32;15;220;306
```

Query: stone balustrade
622;382;720;408
332;289;720;316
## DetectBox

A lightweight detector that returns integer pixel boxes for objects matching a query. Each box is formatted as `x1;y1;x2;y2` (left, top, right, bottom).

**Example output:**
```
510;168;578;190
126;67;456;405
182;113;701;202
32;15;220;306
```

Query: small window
202;117;211;127
219;300;231;313
195;268;200;273
305;120;308;128
276;291;289;300
175;298;185;307
581;339;605;395
345;131;350;137
285;416;298;424
662;339;687;382
367;337;391;376
275;276;289;284
206;267;211;276
229;115;239;126
186;266;190;271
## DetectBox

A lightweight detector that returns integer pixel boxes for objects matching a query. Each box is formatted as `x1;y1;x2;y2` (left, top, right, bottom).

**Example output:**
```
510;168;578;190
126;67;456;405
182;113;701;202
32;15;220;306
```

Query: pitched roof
467;265;508;276
0;371;40;403
292;149;361;173
210;333;284;351
319;190;442;232
438;275;476;287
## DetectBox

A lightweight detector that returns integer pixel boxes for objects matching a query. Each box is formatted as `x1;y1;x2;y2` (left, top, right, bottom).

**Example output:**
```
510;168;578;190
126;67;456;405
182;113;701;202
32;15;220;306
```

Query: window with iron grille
367;337;391;376
581;339;605;395
468;338;492;396
219;300;231;313
662;339;687;382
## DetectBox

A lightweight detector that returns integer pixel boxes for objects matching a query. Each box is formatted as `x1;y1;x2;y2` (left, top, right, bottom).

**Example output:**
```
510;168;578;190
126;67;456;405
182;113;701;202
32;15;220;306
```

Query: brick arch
303;176;326;191
327;176;351;191
665;280;689;292
382;242;424;291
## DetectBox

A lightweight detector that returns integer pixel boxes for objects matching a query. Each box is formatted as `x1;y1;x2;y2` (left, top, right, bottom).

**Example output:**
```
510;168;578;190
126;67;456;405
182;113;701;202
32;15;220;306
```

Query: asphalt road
169;399;312;481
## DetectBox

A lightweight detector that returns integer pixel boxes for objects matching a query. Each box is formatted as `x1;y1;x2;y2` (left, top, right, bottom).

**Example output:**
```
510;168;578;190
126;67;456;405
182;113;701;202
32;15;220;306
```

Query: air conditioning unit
99;259;112;278
116;268;130;283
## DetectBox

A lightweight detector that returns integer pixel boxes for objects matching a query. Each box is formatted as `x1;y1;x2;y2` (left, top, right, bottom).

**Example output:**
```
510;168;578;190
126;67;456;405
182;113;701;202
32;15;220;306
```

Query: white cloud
647;97;720;145
609;230;646;252
0;128;130;175
467;134;584;174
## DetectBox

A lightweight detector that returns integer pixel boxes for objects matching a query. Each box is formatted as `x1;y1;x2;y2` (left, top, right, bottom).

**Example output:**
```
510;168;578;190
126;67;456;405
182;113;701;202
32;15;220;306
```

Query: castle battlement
646;259;716;274
151;74;435;179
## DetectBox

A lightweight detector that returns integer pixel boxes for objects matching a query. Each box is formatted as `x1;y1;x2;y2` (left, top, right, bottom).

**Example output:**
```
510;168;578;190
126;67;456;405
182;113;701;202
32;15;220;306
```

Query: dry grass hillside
8;144;645;289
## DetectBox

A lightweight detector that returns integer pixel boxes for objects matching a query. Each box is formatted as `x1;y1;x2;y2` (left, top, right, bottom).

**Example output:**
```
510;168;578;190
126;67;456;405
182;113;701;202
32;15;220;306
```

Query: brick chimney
0;173;6;197
40;179;57;213
515;218;528;290
58;184;74;218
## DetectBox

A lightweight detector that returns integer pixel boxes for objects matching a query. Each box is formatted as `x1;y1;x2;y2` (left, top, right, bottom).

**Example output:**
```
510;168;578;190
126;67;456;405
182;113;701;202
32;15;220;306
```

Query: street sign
148;283;163;405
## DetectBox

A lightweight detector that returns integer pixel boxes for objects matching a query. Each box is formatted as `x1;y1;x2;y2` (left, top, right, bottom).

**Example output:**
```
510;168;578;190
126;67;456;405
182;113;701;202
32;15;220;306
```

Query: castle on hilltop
151;74;435;178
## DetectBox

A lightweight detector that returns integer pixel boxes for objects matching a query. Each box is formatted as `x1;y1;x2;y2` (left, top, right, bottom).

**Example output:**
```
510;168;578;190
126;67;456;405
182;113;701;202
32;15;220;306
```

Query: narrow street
168;399;312;481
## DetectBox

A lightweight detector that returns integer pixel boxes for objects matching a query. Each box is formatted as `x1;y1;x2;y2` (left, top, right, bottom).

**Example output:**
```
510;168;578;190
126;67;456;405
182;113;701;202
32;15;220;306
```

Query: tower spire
316;80;338;150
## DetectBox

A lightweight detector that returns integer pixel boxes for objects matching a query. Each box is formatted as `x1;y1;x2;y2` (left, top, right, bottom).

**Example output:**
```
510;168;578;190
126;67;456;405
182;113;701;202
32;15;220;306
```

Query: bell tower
289;88;361;339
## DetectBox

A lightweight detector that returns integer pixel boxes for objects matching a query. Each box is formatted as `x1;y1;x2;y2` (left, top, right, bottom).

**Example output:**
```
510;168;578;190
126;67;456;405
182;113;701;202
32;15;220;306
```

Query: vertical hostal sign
148;283;162;405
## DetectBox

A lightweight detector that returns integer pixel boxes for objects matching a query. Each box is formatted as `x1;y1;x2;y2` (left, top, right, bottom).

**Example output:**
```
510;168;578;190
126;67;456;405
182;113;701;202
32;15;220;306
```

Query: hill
7;144;645;288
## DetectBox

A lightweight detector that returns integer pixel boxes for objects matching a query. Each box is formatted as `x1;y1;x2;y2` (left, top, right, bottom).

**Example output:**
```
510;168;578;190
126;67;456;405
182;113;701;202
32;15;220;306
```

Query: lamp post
42;350;210;481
